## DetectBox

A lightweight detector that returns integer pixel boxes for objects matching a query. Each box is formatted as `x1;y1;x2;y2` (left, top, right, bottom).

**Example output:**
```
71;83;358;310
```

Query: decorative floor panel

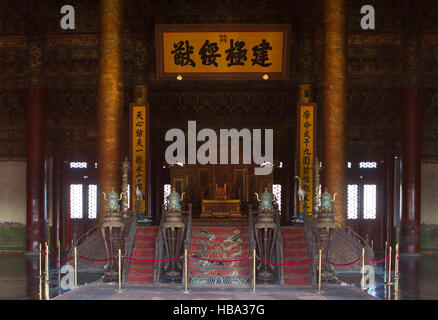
189;227;250;285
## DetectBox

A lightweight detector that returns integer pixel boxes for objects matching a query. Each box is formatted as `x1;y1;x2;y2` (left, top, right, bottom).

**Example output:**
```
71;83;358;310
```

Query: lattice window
363;184;377;219
70;184;83;219
347;184;358;219
273;184;282;212
164;184;171;205
88;184;97;219
359;162;377;169
70;162;87;169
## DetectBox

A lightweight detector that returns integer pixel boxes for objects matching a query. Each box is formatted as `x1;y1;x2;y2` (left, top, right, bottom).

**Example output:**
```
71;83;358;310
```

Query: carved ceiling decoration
149;88;295;118
0;0;438;159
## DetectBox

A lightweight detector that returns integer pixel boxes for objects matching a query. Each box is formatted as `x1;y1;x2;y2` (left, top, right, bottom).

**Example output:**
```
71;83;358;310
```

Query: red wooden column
97;0;124;225
26;88;47;253
322;0;348;226
400;87;421;254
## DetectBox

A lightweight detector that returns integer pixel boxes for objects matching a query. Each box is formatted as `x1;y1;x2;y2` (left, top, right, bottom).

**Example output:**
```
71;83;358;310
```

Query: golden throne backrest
215;183;227;200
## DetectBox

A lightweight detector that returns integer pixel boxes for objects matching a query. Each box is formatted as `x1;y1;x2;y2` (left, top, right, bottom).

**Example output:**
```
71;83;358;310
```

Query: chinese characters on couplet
134;109;146;186
171;38;273;68
300;108;314;213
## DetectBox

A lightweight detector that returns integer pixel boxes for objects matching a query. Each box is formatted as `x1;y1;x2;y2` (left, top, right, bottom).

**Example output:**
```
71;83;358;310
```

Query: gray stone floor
53;281;376;300
0;253;437;300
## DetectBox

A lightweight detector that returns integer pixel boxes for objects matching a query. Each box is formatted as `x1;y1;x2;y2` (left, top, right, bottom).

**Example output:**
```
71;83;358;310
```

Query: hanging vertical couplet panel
156;24;290;80
130;104;149;213
297;103;317;214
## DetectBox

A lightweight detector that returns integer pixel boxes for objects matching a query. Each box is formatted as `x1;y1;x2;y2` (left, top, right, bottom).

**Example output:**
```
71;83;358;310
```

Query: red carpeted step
282;234;306;242
284;274;312;285
131;247;155;257
127;274;154;283
281;226;312;286
281;227;305;234
133;240;155;249
130;258;155;266
283;256;312;264
283;248;309;257
283;265;311;275
135;231;158;241
129;264;154;274
283;241;307;249
127;226;158;284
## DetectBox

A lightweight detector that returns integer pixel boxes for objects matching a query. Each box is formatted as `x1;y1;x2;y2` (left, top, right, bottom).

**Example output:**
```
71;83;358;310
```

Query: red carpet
126;226;158;284
281;226;312;285
126;225;312;286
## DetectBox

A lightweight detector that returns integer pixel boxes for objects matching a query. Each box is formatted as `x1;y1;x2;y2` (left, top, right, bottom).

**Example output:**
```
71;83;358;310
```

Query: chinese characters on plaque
132;105;147;213
156;25;290;79
170;38;273;67
298;104;316;215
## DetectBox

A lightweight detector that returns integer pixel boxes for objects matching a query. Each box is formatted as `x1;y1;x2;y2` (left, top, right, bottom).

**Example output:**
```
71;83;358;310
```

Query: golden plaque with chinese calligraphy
130;104;149;214
156;24;291;80
297;104;317;215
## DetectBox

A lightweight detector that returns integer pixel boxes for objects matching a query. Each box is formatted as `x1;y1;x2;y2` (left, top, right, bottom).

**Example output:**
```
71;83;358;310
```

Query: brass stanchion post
387;283;392;300
57;240;61;287
38;242;42;300
384;241;388;283
117;249;122;293
38;243;42;279
361;248;366;291
74;246;78;288
38;277;42;300
394;243;399;298
388;246;392;285
184;248;189;293
317;249;322;293
45;242;50;283
44;282;50;300
394;243;399;280
253;248;256;292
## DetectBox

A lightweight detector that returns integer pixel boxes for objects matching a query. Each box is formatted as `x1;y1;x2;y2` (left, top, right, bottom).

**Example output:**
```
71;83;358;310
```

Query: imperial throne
200;183;241;218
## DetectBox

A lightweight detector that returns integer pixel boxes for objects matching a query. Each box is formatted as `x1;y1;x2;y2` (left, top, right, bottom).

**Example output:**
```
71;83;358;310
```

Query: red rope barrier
191;255;250;263
257;257;316;266
79;255;116;262
324;257;361;266
364;253;391;264
48;251;74;264
123;256;182;262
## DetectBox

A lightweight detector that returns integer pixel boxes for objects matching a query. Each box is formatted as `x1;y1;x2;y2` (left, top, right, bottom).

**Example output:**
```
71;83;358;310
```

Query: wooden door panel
63;174;97;246
346;173;385;251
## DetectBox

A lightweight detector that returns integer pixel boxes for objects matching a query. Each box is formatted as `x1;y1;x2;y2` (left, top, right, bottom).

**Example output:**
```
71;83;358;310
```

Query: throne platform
200;184;242;218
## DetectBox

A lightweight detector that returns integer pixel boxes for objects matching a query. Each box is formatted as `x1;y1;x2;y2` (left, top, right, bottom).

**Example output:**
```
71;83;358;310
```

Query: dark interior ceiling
1;0;438;35
0;0;438;160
